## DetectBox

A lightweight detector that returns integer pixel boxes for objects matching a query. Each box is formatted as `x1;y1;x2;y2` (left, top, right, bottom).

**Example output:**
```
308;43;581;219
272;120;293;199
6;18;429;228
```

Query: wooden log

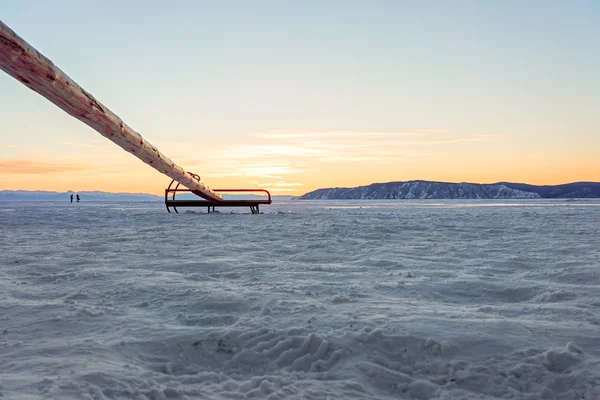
0;19;222;201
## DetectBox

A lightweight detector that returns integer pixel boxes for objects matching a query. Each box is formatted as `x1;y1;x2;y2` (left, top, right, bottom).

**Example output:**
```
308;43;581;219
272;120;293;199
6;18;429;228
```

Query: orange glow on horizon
1;152;598;196
1;129;599;196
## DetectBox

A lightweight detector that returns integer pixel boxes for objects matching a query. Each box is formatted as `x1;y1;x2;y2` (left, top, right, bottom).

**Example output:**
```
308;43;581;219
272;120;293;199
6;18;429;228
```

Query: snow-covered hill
297;180;541;200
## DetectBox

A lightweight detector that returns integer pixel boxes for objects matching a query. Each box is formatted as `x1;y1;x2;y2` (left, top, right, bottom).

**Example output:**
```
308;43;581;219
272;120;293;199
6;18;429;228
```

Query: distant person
76;194;80;203
70;194;73;203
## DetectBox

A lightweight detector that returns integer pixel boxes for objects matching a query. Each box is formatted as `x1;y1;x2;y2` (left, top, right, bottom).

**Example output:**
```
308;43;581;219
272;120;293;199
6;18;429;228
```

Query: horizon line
2;179;599;196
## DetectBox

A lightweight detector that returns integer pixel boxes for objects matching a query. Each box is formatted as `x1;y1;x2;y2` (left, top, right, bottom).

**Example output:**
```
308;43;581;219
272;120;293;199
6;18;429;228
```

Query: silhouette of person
70;194;73;203
76;194;80;203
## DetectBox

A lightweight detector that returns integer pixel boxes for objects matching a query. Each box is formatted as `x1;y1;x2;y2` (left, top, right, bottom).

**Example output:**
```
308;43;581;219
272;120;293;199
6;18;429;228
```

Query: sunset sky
1;1;599;195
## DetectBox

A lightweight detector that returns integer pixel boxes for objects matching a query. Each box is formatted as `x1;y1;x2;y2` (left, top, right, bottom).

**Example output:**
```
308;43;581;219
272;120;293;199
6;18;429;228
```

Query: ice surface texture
1;199;599;399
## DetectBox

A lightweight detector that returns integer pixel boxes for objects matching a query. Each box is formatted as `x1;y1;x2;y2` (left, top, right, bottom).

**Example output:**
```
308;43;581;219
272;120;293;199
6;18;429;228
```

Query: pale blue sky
1;1;599;193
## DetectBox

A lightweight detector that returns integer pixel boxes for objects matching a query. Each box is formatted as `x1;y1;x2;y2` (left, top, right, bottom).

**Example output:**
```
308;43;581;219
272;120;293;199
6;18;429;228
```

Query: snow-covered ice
1;199;599;399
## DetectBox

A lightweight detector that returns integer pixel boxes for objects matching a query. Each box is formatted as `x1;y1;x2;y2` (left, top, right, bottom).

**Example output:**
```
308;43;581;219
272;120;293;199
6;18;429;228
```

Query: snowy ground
1;199;599;400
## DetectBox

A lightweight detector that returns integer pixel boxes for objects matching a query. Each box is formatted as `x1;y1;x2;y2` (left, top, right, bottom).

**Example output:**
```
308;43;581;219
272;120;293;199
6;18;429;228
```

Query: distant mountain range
0;190;162;201
296;181;600;200
3;182;599;202
0;190;290;201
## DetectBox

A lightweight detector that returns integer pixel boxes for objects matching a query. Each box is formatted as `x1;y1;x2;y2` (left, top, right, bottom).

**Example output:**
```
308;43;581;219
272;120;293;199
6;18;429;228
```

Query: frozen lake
1;199;599;399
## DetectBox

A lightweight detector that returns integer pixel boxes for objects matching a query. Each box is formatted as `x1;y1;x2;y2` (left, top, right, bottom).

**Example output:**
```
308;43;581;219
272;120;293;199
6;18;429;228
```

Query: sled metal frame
165;174;272;214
